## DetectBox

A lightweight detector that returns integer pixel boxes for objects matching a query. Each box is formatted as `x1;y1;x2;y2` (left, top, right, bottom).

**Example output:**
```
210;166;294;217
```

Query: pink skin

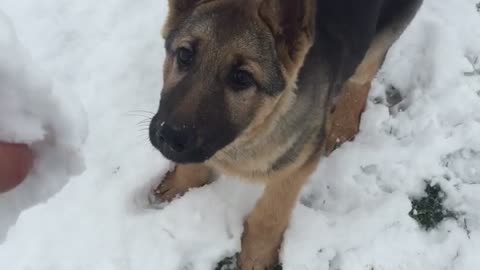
0;143;34;193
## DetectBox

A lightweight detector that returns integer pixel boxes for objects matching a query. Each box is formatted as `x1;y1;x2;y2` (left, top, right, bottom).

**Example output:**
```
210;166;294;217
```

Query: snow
0;10;87;241
0;0;480;269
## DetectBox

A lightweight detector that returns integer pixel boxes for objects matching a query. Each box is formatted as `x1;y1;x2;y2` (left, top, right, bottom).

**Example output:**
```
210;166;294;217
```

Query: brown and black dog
148;0;423;269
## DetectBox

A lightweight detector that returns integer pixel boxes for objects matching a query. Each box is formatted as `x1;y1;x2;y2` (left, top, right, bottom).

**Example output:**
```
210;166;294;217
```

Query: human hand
0;143;34;193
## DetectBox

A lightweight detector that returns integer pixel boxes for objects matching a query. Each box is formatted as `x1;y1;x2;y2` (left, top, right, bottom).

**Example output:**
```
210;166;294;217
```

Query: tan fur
325;24;413;153
206;0;317;181
240;152;321;269
151;1;422;269
162;0;215;38
208;84;298;179
325;80;371;153
154;163;213;202
258;0;316;77
161;55;179;91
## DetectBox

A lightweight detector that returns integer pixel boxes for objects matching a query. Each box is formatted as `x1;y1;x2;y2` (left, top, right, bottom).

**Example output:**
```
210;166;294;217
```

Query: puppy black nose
156;123;194;153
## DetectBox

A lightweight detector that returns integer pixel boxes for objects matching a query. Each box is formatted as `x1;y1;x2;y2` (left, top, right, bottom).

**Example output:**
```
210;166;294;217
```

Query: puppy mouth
155;141;212;164
148;111;237;164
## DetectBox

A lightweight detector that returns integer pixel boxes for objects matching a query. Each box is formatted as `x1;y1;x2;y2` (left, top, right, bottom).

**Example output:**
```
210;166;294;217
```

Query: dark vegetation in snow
409;183;456;230
215;254;283;270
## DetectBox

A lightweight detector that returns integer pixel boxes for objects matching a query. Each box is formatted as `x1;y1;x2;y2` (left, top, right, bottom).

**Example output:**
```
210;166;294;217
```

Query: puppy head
150;0;315;163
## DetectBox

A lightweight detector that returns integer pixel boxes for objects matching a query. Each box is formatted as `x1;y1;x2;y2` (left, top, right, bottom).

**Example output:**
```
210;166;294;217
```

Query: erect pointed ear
259;0;316;75
162;0;204;38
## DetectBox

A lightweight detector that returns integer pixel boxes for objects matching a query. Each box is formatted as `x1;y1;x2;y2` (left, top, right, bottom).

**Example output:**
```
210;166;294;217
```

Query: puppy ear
163;0;203;37
259;0;316;74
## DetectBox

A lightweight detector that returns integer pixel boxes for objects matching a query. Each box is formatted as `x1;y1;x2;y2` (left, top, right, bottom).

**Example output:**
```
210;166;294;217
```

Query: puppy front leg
239;162;318;270
153;163;215;203
325;25;409;154
325;79;371;153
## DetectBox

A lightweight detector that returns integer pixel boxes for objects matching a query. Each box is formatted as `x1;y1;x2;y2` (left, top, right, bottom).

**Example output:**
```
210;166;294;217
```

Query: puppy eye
230;70;255;91
177;47;194;68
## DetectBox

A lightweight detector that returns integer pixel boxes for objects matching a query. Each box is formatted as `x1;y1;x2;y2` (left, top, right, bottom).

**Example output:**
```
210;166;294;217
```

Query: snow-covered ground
0;9;86;241
1;0;480;269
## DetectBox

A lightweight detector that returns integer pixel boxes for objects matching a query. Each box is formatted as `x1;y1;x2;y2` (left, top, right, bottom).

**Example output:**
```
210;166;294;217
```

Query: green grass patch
409;183;457;230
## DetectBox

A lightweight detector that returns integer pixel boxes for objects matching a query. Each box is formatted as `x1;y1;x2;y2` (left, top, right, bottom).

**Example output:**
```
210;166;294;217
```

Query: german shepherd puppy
149;0;423;269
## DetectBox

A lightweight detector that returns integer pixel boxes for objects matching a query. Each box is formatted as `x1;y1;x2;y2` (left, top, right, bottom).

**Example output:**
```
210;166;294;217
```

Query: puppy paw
238;223;283;270
148;164;213;207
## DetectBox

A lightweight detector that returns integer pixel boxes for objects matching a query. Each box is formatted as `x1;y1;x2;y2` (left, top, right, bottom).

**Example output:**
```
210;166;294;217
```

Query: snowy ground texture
1;0;480;269
0;10;86;241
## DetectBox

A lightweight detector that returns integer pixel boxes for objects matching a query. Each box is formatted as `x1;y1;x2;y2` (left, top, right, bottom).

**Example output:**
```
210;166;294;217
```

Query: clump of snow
0;11;87;241
0;0;479;269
